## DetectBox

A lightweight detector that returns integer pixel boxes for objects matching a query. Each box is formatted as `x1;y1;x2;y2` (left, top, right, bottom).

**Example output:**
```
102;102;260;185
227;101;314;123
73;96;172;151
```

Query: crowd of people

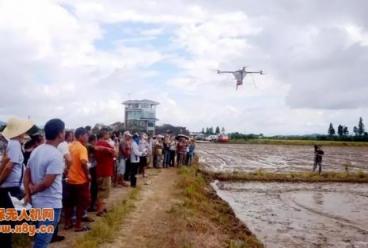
0;117;196;248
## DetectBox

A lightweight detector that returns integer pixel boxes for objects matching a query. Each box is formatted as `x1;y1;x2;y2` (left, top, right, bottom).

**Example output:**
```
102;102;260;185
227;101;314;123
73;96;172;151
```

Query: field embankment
172;164;263;248
203;169;368;183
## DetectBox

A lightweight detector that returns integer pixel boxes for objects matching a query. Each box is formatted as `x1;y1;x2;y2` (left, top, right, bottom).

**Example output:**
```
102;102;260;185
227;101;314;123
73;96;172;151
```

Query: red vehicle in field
217;134;229;143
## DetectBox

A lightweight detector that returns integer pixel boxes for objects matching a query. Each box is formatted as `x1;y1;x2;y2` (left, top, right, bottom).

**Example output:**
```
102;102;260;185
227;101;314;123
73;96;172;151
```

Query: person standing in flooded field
313;145;324;174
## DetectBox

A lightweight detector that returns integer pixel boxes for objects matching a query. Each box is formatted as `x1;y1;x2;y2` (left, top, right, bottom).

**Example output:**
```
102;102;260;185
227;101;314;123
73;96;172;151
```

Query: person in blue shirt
186;140;196;166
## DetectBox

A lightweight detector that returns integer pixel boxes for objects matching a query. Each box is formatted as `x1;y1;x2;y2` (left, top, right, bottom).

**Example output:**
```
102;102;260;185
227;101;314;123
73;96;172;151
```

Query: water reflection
213;182;368;248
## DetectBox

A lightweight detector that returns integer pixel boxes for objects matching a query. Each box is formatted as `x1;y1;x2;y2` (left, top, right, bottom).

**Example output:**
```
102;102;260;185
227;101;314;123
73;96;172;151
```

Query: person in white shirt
138;133;149;178
57;131;73;175
130;134;143;187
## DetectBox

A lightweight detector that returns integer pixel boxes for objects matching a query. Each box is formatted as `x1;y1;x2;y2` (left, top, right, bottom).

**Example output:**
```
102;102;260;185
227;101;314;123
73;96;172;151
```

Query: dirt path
49;177;141;248
101;168;180;248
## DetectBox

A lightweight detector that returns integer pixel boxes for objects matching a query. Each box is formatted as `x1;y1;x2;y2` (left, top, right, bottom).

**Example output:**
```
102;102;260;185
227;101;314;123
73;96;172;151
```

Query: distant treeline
229;117;368;142
229;133;368;142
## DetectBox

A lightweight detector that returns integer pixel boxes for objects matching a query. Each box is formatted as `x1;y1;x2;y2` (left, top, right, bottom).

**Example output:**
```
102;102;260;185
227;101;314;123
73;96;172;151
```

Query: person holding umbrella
0;117;34;247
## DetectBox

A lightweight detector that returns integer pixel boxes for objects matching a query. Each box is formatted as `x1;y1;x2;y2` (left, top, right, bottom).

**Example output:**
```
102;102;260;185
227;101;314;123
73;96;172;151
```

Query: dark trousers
52;222;60;240
139;156;147;174
169;151;176;167
163;150;170;168
313;160;322;174
186;153;193;166
130;163;139;187
124;159;131;181
153;155;158;168
89;167;98;209
0;187;22;248
177;152;185;166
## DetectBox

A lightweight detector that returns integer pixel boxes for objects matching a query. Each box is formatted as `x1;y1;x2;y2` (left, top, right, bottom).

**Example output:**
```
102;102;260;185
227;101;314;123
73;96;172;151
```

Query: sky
0;0;367;135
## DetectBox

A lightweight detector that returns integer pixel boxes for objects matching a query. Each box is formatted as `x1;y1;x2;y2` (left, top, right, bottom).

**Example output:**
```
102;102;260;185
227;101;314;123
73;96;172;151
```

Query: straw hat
1;117;34;140
123;131;133;137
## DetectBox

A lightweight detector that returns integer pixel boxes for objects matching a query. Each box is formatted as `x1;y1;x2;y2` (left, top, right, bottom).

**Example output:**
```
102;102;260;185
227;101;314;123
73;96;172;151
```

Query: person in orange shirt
63;127;91;232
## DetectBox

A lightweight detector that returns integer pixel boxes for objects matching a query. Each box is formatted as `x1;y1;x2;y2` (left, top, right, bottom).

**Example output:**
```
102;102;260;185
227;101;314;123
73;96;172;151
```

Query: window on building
127;111;142;120
147;121;154;127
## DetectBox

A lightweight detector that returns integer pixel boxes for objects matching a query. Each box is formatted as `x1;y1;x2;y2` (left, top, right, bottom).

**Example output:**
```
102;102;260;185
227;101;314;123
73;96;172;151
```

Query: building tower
122;99;159;134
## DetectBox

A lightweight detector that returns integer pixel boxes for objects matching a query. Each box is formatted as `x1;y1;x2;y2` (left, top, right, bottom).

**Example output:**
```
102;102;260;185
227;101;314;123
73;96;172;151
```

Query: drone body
217;66;263;89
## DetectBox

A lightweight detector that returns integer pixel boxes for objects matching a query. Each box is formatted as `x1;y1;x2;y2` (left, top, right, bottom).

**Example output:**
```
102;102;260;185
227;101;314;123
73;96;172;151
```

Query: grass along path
48;169;160;248
173;165;263;248
101;165;262;248
100;168;182;248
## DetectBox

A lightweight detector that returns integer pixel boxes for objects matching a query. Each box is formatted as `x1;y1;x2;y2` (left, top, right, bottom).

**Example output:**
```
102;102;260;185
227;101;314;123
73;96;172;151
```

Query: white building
122;99;159;134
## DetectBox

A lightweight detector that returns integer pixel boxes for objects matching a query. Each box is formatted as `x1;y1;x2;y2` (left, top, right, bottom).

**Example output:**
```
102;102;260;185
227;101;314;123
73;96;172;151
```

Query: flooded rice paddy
198;143;368;173
198;143;368;247
213;181;368;248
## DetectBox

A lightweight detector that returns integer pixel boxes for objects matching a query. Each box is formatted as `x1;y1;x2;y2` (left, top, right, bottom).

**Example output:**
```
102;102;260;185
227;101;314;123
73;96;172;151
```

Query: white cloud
0;0;367;135
345;24;368;46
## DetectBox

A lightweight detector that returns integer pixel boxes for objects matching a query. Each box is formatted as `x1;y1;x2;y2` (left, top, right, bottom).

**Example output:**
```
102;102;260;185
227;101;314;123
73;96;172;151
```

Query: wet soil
198;143;368;173
213;181;368;248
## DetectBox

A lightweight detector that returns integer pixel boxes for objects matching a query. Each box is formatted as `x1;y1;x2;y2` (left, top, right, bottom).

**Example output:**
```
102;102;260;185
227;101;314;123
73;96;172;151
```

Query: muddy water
213;181;368;248
198;143;368;173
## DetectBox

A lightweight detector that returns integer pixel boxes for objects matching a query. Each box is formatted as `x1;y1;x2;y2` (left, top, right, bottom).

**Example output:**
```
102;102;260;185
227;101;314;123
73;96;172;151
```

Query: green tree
353;126;359;136
215;126;220;134
209;127;214;135
343;126;349;136
358;117;365;136
221;127;225;133
328;123;335;136
337;125;343;136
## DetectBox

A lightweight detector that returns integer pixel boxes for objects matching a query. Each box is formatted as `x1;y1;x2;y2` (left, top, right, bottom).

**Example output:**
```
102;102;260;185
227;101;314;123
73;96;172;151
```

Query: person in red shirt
94;128;115;216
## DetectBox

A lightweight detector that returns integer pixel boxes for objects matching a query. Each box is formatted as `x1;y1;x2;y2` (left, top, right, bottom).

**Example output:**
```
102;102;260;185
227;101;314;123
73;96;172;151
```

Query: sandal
82;216;95;222
96;211;105;217
74;226;91;232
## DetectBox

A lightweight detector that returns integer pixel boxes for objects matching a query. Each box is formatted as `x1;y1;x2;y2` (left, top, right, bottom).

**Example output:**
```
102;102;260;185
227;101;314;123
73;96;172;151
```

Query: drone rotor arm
217;70;236;74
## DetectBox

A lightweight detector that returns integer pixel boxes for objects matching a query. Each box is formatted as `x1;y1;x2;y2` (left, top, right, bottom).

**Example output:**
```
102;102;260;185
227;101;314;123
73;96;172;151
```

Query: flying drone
217;66;264;90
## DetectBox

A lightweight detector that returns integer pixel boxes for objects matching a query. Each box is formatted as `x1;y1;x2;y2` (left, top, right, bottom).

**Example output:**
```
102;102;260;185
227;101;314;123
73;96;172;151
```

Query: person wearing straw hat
0;117;33;248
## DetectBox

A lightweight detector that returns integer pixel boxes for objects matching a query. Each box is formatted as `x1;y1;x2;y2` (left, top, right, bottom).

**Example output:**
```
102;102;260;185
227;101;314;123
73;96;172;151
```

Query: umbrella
175;134;190;140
